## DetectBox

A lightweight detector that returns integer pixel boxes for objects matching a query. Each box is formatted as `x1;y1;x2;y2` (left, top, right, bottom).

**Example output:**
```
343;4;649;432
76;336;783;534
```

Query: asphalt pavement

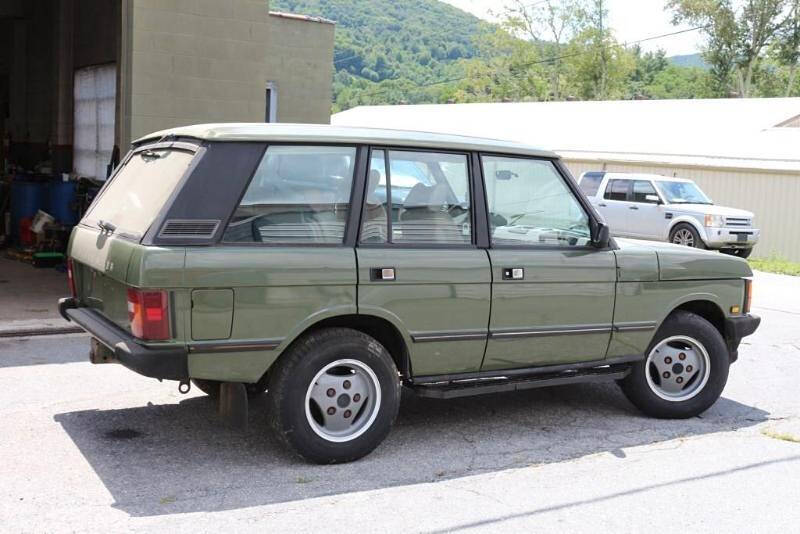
0;271;798;532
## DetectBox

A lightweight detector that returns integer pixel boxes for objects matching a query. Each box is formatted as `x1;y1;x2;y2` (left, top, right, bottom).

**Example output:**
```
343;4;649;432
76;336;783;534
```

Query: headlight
704;214;725;227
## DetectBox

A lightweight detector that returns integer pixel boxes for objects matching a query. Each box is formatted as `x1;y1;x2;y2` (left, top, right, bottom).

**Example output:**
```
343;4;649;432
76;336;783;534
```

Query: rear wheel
619;311;729;419
267;328;401;464
670;223;706;249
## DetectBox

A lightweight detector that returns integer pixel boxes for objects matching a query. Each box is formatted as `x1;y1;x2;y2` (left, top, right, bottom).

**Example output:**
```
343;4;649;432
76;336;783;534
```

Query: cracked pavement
0;271;798;532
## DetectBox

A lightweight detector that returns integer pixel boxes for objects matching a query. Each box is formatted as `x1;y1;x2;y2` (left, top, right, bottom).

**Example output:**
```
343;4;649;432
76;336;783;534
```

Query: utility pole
598;0;607;100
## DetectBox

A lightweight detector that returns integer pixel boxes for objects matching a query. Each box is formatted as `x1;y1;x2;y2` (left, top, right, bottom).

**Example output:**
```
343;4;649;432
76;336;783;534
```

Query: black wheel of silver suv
670;223;707;249
619;310;730;419
267;327;401;464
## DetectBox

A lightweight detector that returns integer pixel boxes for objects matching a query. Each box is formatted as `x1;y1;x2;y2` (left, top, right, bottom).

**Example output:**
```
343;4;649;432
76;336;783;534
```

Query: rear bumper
724;314;761;362
58;297;188;380
704;227;760;248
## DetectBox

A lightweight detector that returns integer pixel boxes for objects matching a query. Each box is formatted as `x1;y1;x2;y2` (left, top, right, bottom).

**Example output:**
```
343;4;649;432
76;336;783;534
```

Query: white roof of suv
595;172;694;183
136;123;558;160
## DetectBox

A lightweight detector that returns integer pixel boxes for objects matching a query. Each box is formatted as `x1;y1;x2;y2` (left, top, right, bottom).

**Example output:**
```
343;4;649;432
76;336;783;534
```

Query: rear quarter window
82;148;195;239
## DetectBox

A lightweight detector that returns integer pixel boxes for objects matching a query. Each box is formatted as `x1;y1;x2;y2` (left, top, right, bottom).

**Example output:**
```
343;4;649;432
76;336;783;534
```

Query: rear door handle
371;267;396;281
629;206;639;210
598;203;607;207
502;267;524;280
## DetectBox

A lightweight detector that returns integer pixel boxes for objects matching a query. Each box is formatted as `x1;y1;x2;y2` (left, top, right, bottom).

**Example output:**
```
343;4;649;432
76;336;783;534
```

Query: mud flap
218;382;248;430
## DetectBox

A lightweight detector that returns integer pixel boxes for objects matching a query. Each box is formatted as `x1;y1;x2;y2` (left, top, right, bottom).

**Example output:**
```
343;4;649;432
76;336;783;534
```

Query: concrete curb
0;319;84;338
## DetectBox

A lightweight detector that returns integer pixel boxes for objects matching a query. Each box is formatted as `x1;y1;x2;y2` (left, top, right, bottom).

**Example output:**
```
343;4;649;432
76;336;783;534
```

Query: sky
439;0;705;56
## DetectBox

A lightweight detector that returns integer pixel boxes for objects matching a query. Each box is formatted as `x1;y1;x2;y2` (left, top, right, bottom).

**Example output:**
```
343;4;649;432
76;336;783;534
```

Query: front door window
482;156;591;247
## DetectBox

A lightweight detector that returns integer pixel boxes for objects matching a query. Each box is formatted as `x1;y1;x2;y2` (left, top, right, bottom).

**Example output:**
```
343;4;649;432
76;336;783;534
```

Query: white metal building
333;98;800;261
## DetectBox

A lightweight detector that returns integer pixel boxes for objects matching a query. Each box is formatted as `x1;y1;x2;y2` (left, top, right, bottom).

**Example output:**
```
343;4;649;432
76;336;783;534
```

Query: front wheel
670;223;706;249
267;328;401;464
619;311;729;419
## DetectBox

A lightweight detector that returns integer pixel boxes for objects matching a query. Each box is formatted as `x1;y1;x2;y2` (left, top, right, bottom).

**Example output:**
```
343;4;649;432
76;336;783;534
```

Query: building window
73;64;116;180
265;82;277;123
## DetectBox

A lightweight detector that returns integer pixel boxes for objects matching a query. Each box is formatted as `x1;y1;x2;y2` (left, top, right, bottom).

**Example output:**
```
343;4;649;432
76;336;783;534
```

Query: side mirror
592;222;610;248
645;194;661;204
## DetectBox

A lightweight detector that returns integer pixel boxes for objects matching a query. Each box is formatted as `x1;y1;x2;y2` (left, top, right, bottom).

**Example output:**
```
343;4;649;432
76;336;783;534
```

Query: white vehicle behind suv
578;172;759;258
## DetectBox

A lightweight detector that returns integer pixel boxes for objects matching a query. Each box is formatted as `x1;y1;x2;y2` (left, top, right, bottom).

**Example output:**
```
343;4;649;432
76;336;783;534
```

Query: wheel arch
668;217;708;244
665;299;726;339
269;313;412;381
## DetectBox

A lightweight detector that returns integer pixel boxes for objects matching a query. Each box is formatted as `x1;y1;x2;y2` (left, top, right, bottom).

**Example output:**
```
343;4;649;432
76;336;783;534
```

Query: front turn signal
743;279;753;314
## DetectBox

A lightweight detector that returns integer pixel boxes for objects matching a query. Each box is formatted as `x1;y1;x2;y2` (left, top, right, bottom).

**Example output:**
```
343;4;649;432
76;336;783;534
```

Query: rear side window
83;148;194;238
604;179;629;201
223;145;356;244
579;173;604;196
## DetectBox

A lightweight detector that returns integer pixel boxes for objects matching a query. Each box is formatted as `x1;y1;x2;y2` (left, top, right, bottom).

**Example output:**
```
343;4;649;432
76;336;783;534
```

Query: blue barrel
10;180;46;241
48;181;78;225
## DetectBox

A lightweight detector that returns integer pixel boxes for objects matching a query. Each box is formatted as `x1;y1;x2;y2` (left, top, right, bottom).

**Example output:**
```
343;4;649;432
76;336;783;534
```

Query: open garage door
73;64;116;180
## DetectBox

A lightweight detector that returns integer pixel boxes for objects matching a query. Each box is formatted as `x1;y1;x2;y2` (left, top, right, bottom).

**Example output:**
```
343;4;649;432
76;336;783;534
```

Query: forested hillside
272;0;800;111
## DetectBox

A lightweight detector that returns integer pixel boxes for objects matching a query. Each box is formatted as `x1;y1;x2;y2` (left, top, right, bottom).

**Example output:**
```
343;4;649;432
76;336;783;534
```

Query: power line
354;24;708;100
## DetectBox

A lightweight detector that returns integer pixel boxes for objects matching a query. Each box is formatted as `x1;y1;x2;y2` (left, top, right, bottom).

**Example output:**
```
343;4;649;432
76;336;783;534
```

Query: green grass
749;256;800;277
761;428;800;444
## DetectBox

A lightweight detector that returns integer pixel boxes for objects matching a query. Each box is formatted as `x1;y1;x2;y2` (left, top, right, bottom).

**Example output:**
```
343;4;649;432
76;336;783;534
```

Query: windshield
655;180;712;205
82;148;195;239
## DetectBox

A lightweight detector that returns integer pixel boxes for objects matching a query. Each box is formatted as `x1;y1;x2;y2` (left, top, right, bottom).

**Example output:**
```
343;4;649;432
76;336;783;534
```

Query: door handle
371;267;395;281
598;203;607;207
629;206;639;210
502;267;524;280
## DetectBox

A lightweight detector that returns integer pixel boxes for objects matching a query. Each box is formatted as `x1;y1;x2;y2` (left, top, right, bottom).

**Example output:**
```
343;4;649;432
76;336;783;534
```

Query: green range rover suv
59;124;760;463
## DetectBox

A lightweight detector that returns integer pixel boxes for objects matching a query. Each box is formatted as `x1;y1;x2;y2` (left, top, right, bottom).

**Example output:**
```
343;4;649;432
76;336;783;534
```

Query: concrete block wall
128;0;334;144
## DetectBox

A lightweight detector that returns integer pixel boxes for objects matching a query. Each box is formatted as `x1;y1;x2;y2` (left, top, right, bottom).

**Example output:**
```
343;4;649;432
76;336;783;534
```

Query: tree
773;0;800;95
502;0;589;99
668;0;794;97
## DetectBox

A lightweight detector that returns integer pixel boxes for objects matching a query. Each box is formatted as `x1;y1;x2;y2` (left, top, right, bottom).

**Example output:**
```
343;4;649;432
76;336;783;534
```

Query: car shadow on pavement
54;382;769;517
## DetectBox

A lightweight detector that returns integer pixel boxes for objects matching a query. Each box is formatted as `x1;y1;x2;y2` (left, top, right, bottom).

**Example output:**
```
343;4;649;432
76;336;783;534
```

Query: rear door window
604;179;629;201
360;150;471;245
82;147;195;239
223;145;356;244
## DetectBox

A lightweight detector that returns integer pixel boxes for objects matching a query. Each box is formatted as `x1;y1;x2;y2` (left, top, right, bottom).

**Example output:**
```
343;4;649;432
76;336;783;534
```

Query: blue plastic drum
10;180;46;240
47;181;78;225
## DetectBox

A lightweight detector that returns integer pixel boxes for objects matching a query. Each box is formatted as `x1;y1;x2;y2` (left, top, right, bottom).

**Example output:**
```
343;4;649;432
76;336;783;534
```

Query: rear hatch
68;145;196;331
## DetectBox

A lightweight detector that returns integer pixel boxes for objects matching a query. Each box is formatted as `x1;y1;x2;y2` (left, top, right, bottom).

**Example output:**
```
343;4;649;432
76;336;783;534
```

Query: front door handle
502;267;524;280
629;206;639;210
371;267;396;281
598;203;607;207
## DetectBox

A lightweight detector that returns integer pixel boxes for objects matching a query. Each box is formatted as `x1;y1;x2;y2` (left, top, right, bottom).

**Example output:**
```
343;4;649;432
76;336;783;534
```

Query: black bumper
724;314;761;362
59;297;188;380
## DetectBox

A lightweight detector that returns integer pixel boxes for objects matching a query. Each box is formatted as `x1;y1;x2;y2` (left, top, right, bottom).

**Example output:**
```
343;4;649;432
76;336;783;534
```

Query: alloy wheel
304;359;382;442
645;336;711;402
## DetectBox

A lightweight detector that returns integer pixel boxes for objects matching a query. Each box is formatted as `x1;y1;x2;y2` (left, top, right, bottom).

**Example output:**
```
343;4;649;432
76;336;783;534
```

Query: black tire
190;377;269;398
669;223;707;249
619;311;729;419
267;327;401;464
721;248;753;259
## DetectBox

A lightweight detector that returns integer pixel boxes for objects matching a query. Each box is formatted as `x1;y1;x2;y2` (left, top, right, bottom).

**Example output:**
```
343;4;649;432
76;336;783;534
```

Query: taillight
127;288;170;340
743;279;753;314
67;258;77;298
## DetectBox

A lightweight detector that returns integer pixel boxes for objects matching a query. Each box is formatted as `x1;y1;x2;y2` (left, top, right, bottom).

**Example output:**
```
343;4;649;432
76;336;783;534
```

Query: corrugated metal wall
563;159;800;262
